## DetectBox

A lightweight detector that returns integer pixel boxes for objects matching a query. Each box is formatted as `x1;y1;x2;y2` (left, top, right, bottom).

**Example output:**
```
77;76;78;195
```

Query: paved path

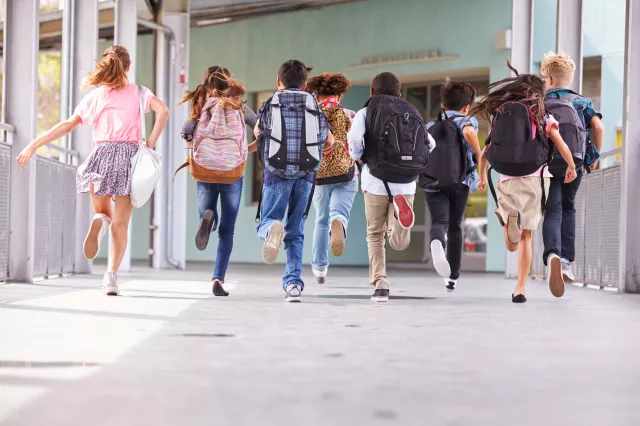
1;264;639;426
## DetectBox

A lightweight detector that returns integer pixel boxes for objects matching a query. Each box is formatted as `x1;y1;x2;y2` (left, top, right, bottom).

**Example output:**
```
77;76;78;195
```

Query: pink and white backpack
192;98;247;172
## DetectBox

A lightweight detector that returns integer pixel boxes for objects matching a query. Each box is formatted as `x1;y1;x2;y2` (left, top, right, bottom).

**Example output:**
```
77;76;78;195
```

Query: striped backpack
175;98;247;183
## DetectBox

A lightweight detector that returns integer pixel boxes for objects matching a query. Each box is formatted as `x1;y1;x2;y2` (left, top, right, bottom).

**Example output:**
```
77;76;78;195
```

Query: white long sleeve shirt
348;107;435;196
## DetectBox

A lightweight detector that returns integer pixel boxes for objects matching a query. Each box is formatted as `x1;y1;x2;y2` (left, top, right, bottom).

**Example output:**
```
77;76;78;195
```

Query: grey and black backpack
544;90;587;172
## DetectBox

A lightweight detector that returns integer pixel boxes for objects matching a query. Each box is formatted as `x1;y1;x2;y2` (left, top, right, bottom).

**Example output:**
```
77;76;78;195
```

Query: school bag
174;98;247;183
362;94;430;199
315;106;355;185
544;90;587;172
485;101;552;212
257;90;324;180
419;110;470;190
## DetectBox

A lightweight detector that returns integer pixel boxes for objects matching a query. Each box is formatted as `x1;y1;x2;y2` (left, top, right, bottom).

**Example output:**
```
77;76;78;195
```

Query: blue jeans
196;178;243;281
311;176;358;272
256;177;313;289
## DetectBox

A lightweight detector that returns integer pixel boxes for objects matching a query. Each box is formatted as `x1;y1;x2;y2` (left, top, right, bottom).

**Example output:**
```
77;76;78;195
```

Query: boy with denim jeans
254;60;333;302
540;52;605;283
424;81;483;292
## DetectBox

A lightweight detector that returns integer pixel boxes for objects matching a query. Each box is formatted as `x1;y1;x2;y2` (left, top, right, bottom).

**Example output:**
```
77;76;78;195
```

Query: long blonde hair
82;45;130;90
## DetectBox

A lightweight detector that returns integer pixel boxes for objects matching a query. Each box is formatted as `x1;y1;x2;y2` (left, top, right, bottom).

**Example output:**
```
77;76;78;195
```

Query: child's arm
476;146;489;192
253;120;261;139
589;115;605;170
16;115;83;168
462;126;483;162
548;127;577;183
347;109;366;161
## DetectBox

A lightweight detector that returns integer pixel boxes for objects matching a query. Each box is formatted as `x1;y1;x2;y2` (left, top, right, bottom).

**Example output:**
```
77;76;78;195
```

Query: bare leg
513;230;532;296
89;184;113;220
108;195;133;273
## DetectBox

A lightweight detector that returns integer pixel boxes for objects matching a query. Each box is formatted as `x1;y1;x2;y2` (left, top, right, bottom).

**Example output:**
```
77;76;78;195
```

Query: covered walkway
1;266;640;425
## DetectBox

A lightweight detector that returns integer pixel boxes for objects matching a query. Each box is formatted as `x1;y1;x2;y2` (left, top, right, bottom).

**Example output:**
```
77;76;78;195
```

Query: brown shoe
330;218;345;256
506;210;521;245
548;254;565;298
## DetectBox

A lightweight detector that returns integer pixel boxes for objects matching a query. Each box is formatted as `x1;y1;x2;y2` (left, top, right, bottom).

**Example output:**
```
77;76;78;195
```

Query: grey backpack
544;93;587;169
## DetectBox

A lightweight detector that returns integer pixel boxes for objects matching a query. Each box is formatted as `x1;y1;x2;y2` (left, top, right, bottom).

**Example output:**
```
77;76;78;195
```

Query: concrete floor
1;264;639;426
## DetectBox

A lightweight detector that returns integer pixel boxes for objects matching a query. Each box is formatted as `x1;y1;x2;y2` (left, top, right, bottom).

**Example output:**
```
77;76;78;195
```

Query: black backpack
485;101;552;212
420;110;469;190
544;91;586;172
363;95;429;199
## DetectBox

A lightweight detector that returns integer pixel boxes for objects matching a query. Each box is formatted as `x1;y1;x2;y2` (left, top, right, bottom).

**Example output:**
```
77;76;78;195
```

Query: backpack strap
172;160;190;183
383;181;393;204
540;166;547;215
255;180;264;223
487;166;498;206
303;183;316;219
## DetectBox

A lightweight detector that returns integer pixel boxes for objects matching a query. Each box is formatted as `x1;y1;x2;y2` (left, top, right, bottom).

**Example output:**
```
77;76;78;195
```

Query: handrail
47;144;79;157
0;122;15;133
599;147;622;159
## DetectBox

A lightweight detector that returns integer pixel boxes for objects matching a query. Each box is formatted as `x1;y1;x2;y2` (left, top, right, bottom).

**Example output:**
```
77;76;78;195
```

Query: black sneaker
195;210;215;251
284;284;302;302
444;279;457;292
371;288;389;302
212;280;229;297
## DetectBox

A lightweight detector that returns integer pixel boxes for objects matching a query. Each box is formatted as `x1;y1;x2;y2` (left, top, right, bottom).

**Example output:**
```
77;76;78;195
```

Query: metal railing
531;149;622;290
33;144;79;279
0;123;15;281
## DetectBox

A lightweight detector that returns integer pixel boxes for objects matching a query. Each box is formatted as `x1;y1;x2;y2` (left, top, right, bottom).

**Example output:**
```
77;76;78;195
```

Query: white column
6;0;39;282
113;0;138;272
556;0;584;93
505;0;535;279
71;0;100;274
153;0;189;270
620;0;640;293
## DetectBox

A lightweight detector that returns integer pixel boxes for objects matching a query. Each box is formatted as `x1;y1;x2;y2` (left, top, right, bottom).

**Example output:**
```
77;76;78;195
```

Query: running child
348;72;433;302
177;66;257;297
16;45;169;296
421;81;483;292
472;64;577;303
306;72;358;284
540;52;605;284
254;60;334;302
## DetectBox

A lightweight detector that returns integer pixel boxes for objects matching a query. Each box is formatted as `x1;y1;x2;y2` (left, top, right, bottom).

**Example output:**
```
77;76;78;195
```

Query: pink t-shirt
74;83;154;143
499;114;558;182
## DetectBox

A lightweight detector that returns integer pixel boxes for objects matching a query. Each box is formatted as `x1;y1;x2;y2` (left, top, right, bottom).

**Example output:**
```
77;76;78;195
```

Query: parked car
463;217;488;252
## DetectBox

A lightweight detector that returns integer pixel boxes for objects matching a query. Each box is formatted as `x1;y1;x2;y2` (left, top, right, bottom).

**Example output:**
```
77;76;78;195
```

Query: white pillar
556;0;584;93
6;0;39;282
113;0;138;272
505;0;535;279
153;0;189;270
71;0;100;275
620;0;640;293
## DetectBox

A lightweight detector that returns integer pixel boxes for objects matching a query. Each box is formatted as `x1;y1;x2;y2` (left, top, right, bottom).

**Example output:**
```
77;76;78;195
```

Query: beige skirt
495;176;550;230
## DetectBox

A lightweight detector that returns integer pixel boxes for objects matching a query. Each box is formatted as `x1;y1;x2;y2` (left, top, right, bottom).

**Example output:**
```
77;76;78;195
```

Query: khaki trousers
364;193;414;289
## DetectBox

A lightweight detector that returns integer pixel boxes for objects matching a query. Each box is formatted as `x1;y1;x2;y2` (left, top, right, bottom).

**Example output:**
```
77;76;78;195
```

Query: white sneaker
102;272;119;296
562;262;575;282
262;221;285;264
284;284;302;302
312;268;327;284
84;214;110;260
547;254;565;298
430;240;451;278
444;278;457;292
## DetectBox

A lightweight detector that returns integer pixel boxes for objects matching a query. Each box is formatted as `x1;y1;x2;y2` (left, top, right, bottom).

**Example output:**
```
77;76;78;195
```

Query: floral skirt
76;142;139;198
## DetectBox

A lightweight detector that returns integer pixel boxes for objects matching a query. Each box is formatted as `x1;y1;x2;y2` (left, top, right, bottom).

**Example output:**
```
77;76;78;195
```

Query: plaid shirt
546;88;602;128
258;89;331;182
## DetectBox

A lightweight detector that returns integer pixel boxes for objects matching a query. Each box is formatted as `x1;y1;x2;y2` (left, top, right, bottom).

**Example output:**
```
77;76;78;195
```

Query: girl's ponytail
179;83;209;121
82;45;130;90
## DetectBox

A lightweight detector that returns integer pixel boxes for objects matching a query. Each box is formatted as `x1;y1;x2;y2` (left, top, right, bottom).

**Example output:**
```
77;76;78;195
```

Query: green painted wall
184;0;513;268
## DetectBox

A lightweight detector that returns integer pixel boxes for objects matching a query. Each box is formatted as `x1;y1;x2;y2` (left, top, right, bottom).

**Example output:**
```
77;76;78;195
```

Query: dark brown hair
83;45;130;90
371;72;401;96
441;81;476;111
306;72;352;97
179;66;245;120
278;60;312;89
468;61;547;136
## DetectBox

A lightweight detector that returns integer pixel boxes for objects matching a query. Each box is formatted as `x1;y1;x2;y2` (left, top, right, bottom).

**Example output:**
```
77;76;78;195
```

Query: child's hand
565;166;577;183
16;145;36;169
477;179;488;192
589;159;600;172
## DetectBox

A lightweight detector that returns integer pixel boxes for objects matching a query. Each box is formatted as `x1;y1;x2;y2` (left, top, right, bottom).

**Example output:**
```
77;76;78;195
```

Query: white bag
130;85;162;208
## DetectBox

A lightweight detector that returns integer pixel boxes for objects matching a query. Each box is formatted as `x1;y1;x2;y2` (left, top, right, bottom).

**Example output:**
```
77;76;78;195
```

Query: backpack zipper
388;122;401;153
